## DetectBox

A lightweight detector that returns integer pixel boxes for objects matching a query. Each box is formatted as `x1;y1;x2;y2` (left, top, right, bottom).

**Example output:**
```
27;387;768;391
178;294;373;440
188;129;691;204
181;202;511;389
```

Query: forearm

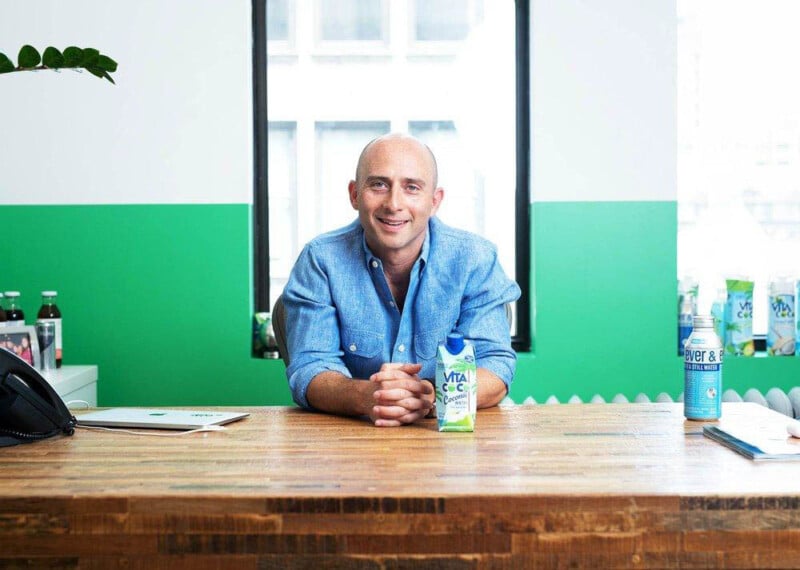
476;367;508;408
306;371;377;417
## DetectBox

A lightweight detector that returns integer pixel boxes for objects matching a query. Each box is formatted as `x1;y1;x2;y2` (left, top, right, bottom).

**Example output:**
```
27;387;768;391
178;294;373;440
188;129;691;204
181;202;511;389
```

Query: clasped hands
369;362;435;427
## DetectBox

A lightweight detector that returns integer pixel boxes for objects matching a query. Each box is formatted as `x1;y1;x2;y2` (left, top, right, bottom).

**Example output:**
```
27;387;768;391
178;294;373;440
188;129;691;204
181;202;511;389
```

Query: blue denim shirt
283;216;521;410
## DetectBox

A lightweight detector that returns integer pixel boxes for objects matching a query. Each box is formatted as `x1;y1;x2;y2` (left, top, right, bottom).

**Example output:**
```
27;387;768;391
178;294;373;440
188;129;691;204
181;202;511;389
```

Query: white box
42;365;98;407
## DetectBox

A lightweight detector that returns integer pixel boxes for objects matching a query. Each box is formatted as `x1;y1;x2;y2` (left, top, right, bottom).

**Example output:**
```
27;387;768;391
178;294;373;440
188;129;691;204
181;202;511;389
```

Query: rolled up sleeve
283;245;352;409
457;247;521;388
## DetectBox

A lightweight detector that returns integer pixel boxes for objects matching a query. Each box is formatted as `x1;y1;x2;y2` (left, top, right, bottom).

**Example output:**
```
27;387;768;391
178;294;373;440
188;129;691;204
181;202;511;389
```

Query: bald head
354;133;439;189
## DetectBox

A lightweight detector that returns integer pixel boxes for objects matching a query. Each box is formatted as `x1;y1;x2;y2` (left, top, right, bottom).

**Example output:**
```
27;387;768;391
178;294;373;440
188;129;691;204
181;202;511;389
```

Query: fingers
373;382;433;402
373;362;422;379
367;363;432;428
371;405;430;427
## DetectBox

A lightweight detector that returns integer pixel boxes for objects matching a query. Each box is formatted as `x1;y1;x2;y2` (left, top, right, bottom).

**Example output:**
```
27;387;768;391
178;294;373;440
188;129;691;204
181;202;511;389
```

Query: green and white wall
2;1;796;407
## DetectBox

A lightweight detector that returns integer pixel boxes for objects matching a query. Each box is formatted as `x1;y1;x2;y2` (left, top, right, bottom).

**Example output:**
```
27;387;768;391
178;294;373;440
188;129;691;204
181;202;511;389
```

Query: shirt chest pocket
341;328;383;359
414;332;439;361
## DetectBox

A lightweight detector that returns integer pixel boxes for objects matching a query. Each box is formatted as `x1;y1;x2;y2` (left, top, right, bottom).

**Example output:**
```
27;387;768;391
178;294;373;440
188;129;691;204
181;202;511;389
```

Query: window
412;0;472;42
317;0;386;43
408;121;485;235
678;0;800;335
267;0;290;41
254;0;531;351
266;122;297;297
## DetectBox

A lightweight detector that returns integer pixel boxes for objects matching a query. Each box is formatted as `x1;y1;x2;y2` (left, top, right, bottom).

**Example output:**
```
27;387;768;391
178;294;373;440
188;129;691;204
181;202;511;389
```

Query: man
283;133;521;426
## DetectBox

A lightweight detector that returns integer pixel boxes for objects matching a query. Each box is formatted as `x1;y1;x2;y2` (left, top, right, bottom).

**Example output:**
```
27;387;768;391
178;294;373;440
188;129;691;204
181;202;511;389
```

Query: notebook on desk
703;404;800;461
76;408;249;430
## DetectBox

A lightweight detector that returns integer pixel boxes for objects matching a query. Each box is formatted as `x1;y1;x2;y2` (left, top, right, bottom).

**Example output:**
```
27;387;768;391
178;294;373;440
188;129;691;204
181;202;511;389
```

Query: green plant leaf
84;66;104;79
96;54;117;72
42;47;65;68
18;45;41;68
0;52;14;73
85;66;115;84
81;48;100;67
63;46;83;66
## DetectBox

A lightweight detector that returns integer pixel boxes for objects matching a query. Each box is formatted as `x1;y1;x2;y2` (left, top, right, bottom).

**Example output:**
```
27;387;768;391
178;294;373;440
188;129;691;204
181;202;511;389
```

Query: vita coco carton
725;278;755;356
435;333;477;432
767;278;796;356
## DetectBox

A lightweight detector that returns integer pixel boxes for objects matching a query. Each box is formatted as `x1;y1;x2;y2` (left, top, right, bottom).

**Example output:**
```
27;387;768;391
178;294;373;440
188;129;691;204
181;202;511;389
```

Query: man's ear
431;187;444;214
348;180;359;210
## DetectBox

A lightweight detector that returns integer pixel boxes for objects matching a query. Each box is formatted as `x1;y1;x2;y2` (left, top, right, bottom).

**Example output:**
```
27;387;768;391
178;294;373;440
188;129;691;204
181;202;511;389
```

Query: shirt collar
360;221;431;269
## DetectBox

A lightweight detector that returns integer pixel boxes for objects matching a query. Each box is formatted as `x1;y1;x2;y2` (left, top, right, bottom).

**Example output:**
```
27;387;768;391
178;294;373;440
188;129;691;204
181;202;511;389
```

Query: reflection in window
318;0;385;42
678;0;800;334
267;0;289;41
414;0;471;41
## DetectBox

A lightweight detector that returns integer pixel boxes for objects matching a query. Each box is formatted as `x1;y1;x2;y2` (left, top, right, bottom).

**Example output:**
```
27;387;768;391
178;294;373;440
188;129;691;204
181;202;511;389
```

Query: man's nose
385;185;402;209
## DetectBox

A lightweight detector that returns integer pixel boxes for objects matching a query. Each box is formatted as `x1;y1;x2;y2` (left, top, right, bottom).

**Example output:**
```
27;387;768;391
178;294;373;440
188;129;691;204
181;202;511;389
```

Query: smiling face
349;134;444;265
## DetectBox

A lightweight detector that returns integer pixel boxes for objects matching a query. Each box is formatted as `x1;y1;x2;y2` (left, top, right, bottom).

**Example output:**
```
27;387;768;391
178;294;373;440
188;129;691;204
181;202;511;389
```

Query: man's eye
407;185;420;193
371;181;388;189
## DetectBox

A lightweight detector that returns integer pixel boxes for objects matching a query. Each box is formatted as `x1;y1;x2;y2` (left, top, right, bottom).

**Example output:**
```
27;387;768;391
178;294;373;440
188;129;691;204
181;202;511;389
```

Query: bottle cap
41;290;58;297
4;291;19;298
693;315;714;328
445;333;465;354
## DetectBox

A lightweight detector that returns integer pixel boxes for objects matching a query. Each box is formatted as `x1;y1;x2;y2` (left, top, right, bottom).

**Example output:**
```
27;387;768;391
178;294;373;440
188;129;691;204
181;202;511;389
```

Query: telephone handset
0;347;76;447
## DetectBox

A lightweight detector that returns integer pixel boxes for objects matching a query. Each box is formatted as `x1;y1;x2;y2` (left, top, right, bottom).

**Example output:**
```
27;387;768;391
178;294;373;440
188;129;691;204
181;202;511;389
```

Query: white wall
532;0;676;203
0;0;252;205
1;0;675;206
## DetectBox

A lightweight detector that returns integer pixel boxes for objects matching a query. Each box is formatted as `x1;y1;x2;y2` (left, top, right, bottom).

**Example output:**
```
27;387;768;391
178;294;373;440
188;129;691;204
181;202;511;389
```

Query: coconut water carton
768;278;796;356
725;278;754;356
435;333;477;432
797;280;800;357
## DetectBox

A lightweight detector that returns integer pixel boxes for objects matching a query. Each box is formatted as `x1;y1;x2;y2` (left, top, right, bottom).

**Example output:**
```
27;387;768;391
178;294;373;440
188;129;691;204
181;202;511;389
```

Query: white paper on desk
705;414;800;459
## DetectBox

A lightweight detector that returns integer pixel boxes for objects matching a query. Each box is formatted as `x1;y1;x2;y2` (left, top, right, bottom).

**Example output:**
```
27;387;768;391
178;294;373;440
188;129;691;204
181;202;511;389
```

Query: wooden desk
2;403;799;568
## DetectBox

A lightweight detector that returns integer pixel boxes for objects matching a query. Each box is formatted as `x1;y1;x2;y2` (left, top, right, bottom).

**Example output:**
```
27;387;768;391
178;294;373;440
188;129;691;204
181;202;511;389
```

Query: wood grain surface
1;402;799;569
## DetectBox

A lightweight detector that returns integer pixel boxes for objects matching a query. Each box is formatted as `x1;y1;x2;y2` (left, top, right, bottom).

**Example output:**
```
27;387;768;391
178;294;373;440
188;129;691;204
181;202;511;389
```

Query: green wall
513;201;678;402
512;201;800;403
1;205;292;407
1;203;797;406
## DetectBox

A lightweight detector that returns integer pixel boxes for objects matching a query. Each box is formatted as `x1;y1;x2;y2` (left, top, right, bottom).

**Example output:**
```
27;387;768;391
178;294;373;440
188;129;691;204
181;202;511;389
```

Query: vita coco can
35;320;57;371
684;315;723;420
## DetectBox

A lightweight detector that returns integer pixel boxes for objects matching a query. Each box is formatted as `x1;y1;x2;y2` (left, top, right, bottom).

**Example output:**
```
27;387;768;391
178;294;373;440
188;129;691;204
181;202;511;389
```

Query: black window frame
252;0;531;352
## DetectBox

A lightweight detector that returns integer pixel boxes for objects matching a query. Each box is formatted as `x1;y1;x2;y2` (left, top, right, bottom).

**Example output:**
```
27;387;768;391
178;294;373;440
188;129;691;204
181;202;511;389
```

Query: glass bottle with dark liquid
37;291;62;368
3;291;25;324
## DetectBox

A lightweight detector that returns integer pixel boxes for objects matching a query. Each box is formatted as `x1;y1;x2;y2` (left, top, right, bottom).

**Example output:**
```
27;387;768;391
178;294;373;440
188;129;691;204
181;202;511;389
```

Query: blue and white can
684;315;723;420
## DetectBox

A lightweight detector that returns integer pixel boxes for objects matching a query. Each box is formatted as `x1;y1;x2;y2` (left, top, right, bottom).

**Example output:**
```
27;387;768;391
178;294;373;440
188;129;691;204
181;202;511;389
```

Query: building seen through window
678;0;800;335
263;0;519;333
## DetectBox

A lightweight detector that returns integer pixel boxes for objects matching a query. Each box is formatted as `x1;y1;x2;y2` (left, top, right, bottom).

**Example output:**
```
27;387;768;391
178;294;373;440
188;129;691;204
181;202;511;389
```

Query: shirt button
389;301;395;307
398;344;406;352
371;260;378;268
349;343;357;352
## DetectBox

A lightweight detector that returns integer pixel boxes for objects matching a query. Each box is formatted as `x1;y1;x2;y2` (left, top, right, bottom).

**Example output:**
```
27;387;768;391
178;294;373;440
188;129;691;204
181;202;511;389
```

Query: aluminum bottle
684;315;723;420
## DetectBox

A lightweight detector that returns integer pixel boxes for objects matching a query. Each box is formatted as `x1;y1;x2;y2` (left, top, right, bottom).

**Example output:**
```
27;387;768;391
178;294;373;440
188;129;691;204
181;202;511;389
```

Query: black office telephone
0;347;76;447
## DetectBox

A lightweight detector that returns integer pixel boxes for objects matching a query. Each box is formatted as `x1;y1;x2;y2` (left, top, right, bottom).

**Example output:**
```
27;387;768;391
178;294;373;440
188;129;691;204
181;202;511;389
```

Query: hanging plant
0;45;117;84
